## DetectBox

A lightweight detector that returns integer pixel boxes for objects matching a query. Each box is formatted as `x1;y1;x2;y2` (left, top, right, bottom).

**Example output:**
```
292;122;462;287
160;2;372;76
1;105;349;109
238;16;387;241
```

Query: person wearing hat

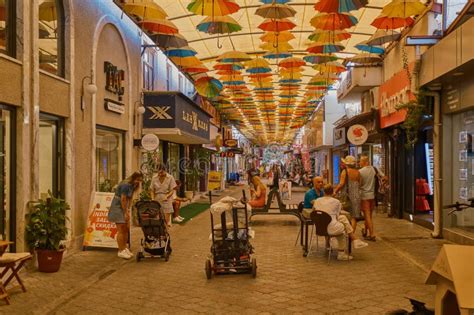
334;155;362;232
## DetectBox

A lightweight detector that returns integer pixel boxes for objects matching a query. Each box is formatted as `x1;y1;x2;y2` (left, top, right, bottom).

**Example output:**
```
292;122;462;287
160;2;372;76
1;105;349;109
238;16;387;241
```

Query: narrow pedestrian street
2;186;446;315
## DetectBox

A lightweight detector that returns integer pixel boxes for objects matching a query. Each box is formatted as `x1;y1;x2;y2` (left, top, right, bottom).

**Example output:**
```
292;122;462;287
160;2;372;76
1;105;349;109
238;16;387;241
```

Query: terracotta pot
36;249;64;273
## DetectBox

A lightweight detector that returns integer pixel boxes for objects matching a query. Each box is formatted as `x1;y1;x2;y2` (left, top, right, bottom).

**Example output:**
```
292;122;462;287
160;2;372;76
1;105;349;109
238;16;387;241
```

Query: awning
142;128;211;145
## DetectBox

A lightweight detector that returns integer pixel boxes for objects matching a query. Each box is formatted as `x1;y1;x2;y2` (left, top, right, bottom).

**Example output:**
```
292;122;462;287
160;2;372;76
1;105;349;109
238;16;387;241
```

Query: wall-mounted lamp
80;70;97;111
136;105;146;115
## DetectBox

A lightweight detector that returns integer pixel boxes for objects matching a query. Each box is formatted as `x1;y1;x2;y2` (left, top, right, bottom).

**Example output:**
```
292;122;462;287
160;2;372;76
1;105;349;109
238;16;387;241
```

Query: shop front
143;91;211;192
0;104;15;245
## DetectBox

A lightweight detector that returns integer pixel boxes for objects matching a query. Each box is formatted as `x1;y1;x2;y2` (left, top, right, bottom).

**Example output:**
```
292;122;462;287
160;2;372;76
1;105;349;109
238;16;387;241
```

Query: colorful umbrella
313;61;346;73
139;19;179;34
123;0;167;20
187;0;240;17
349;53;383;64
303;54;339;64
213;63;244;71
259;42;293;51
308;30;351;42
306;42;345;54
314;0;368;13
217;50;252;62
260;31;295;43
366;29;401;45
150;33;188;48
39;0;58;22
258;18;297;32
310;13;358;30
381;0;426;18
355;40;385;54
164;46;197;57
170;56;202;68
263;51;293;59
371;14;414;29
195;77;223;98
196;15;242;34
279;57;306;68
182;64;209;73
255;4;297;19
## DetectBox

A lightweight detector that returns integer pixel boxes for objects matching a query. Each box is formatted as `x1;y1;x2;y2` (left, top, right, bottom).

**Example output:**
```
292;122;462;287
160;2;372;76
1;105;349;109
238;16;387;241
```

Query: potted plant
185;148;210;200
25;191;70;273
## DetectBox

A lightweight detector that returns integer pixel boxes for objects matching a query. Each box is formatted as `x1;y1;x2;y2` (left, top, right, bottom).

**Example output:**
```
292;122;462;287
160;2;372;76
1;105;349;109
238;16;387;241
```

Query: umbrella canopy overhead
122;0;414;145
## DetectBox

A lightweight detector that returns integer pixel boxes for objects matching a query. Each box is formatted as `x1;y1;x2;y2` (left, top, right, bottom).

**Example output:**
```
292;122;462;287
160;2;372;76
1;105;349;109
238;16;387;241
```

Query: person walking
107;172;143;259
334;155;362;233
151;165;177;227
172;179;184;223
359;156;380;241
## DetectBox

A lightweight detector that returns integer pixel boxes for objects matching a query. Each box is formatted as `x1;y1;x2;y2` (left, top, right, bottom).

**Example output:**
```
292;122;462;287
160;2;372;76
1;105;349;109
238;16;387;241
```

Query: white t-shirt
313;196;345;235
359;166;376;200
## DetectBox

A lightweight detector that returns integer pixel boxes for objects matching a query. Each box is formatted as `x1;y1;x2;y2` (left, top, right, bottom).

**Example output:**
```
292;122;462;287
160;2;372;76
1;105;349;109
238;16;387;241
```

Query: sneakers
353;239;369;249
173;216;184;223
124;248;133;257
337;253;354;261
118;249;132;259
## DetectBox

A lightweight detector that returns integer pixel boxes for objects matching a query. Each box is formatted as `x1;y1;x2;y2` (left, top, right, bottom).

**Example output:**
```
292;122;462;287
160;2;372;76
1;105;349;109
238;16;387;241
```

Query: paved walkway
1;185;448;314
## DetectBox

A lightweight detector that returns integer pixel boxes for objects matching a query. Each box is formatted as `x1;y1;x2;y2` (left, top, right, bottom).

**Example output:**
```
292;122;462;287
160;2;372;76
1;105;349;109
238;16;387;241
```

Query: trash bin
426;244;474;315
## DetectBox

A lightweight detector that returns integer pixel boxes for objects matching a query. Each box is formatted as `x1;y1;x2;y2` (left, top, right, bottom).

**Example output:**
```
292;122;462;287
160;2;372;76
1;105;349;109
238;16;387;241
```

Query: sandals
361;228;367;238
361;228;376;241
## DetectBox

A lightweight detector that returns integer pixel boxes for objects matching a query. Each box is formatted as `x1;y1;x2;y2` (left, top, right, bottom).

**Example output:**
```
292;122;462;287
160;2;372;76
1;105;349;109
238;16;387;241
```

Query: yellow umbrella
381;0;426;18
280;72;303;79
187;0;240;17
313;61;347;73
169;56;202;68
260;31;295;43
260;42;293;51
123;0;167;20
39;0;57;22
217;50;252;62
245;58;271;69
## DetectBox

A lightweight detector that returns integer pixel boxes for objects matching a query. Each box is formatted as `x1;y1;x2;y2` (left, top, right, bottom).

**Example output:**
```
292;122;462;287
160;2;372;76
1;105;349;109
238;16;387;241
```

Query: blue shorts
108;197;126;224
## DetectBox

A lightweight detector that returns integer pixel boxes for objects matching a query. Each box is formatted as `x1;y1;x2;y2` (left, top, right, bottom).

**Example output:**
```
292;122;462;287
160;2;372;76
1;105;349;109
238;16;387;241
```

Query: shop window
168;142;180;180
96;127;124;192
39;0;65;77
444;0;468;29
166;63;172;91
143;48;155;91
39;114;64;199
0;0;15;56
0;106;14;243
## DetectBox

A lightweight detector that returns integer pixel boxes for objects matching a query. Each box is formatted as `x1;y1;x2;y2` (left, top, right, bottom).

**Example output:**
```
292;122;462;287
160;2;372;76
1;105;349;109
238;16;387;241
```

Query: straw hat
341;155;357;166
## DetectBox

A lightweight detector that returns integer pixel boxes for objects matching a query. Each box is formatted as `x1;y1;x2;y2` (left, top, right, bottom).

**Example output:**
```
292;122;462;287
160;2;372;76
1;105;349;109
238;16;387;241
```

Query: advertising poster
83;192;118;249
208;171;223;191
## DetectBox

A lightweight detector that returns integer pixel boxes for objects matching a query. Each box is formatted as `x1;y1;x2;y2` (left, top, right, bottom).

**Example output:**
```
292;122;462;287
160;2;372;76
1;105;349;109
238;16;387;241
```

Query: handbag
337;170;352;211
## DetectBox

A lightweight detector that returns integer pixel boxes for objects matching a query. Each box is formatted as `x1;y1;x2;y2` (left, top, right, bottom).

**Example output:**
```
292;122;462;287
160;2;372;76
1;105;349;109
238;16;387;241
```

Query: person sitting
313;184;368;260
303;176;324;218
248;175;266;208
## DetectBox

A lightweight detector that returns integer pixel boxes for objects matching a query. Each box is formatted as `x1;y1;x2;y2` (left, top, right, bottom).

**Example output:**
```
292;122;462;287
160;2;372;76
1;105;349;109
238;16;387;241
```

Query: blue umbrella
279;79;302;84
260;0;291;3
263;51;293;59
355;41;385;54
164;46;197;57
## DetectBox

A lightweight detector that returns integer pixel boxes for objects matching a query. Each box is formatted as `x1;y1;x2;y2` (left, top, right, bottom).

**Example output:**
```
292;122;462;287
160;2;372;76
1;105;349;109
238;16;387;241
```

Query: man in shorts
359;156;380;241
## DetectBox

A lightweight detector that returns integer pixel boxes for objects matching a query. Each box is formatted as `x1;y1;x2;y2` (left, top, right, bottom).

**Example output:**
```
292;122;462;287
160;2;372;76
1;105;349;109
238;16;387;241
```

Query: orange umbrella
279;57;306;68
308;30;351;42
182;64;209;73
258;18;296;32
260;31;295;43
371;14;414;29
306;42;345;53
217;50;252;62
310;12;358;30
314;0;368;13
255;4;297;19
313;61;346;73
139;19;179;34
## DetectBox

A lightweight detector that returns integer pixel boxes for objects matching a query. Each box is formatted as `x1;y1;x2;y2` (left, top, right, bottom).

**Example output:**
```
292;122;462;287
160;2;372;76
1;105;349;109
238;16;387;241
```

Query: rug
177;203;210;224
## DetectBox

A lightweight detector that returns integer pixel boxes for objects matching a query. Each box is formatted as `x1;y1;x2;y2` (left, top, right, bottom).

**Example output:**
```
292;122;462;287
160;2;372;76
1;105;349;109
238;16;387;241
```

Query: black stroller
205;191;256;279
135;200;171;262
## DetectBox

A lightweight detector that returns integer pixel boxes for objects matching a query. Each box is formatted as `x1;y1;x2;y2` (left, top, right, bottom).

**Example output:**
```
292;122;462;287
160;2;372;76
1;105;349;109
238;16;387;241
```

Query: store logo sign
182;110;208;132
149;106;173;120
347;124;369;145
104;61;125;101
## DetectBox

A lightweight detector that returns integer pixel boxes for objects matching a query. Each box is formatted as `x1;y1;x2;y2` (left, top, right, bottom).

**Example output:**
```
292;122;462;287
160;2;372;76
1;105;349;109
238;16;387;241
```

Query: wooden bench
251;187;301;219
0;252;33;305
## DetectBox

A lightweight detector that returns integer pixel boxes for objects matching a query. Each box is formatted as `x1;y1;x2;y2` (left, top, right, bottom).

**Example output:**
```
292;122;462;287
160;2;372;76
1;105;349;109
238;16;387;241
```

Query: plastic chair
293;202;305;246
308;210;347;264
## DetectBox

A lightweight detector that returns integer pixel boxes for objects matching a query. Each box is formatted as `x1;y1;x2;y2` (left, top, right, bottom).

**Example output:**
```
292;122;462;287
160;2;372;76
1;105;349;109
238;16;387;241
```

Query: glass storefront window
0;0;15;56
39;114;64;199
96;127;124;192
143;48;155;91
444;0;468;29
39;0;65;77
448;110;474;235
168;142;180;180
0;107;12;241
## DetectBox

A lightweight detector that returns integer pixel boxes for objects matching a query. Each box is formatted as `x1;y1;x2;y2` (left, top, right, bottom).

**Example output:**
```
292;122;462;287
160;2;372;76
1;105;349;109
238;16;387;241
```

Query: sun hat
341;155;357;166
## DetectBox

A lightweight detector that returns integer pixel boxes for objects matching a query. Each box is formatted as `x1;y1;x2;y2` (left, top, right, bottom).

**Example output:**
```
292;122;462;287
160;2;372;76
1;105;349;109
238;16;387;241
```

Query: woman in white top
151;165;177;227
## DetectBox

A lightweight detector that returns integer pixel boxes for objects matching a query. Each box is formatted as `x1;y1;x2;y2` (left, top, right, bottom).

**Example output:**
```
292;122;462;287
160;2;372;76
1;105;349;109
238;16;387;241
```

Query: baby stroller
135;200;171;262
205;191;256;279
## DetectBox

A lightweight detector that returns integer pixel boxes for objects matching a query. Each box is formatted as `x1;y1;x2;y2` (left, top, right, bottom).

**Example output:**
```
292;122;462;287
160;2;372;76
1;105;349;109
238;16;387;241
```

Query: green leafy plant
98;179;114;192
139;151;161;201
185;148;210;192
396;90;427;148
25;191;70;251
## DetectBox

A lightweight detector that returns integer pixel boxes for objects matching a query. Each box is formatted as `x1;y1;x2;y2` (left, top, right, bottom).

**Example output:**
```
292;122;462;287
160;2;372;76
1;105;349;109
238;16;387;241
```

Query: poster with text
208;171;223;191
83;192;118;249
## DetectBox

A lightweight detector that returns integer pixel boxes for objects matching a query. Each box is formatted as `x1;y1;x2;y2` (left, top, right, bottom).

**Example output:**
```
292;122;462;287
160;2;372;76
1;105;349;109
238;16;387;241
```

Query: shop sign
347;124;369;145
224;139;238;147
143;92;211;140
83;192;118;249
141;133;159;151
208;171;223;191
104;61;125;101
333;127;346;146
379;65;415;128
104;98;125;114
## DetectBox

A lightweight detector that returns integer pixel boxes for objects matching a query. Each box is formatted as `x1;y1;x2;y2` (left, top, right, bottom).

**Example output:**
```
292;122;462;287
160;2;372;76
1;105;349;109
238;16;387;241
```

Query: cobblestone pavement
1;186;446;314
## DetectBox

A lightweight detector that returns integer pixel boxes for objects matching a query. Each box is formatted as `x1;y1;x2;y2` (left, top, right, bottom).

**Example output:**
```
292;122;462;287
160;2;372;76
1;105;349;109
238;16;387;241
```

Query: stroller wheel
205;259;212;279
164;251;170;262
136;252;144;262
251;258;257;278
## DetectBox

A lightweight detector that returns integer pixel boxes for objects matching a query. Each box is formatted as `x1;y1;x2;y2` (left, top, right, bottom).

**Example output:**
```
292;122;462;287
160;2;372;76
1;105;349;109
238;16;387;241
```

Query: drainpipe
426;91;442;238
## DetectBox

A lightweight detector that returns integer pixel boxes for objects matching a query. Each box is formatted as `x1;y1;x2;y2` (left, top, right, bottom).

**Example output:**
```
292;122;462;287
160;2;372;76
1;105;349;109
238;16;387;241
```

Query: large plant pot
36;249;64;273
